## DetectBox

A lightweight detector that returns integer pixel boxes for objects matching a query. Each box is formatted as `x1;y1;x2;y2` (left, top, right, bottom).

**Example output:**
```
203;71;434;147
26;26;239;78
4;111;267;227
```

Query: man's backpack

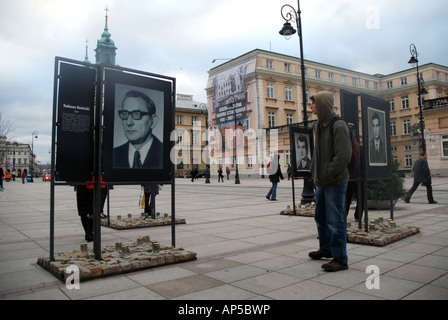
329;116;361;178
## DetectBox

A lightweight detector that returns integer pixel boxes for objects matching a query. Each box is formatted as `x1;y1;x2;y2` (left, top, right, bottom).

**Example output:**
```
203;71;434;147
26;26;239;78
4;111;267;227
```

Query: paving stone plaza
0;176;447;300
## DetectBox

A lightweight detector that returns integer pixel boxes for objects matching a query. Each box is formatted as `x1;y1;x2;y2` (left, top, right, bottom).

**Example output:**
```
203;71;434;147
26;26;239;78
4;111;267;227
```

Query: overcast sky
1;0;447;164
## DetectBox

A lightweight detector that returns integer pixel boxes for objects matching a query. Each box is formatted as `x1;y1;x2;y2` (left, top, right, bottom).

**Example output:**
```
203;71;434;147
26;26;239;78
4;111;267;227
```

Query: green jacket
310;92;352;187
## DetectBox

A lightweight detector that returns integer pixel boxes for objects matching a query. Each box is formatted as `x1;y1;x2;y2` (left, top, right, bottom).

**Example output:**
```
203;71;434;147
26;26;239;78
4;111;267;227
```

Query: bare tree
1;113;15;166
0;112;14;138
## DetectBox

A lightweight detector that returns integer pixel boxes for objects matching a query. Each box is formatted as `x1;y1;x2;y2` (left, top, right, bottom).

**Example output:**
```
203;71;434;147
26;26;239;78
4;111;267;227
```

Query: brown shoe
308;250;333;260
321;259;348;272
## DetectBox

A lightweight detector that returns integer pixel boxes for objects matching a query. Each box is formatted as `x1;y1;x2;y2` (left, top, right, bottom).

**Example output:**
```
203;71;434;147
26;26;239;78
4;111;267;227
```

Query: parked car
2;169;12;182
42;174;51;182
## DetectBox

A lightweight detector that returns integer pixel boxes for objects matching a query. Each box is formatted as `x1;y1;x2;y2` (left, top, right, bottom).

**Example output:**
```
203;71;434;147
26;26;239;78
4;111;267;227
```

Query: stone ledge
37;238;197;282
347;222;420;247
279;204;315;217
279;208;420;247
101;213;186;230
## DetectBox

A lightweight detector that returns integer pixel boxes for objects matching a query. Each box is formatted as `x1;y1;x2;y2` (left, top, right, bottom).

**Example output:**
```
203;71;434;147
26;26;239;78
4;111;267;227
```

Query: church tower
95;7;117;66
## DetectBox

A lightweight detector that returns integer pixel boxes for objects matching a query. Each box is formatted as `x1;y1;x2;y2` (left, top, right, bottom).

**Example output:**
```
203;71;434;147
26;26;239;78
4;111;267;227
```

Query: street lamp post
196;103;210;184
279;1;314;204
31;131;38;182
279;1;308;128
408;44;427;154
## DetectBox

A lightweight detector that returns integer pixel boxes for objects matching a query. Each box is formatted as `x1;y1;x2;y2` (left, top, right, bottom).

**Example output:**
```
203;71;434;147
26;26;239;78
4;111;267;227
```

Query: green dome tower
95;7;117;66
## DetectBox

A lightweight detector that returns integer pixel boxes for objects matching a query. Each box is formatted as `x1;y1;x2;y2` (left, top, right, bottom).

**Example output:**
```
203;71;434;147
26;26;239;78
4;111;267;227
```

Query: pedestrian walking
21;169;27;184
0;165;4;192
218;166;224;182
266;154;283;201
308;91;352;272
226;167;230;180
404;152;437;204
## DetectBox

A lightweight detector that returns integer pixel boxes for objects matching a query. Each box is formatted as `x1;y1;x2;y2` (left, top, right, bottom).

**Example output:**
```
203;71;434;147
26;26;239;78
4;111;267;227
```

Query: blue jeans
314;182;348;264
266;182;278;200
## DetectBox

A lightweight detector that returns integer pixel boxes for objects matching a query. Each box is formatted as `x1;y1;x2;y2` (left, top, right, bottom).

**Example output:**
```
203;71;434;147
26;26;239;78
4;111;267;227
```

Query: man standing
404;152;437;204
113;90;163;169
309;91;352;272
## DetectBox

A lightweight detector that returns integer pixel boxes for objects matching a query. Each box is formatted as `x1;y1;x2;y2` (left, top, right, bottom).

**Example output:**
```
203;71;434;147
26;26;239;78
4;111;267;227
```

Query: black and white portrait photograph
290;127;313;177
367;107;387;166
113;84;164;169
295;133;311;170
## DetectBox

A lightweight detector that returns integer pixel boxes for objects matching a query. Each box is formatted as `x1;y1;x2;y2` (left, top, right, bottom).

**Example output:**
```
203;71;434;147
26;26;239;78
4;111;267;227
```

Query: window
315;70;321;79
403;119;411;135
365;80;369;88
284;63;291;73
192;116;198;125
285;86;292;101
341;75;346;84
352;78;357;86
404;145;412;151
176;131;184;145
387;81;393;89
405;155;412;167
266;59;273;69
267;83;275;99
176;115;183;124
390;122;396;136
192;131;199;146
286;113;293;124
389;99;395;111
268;112;276;128
442;135;448;158
401;77;407;85
401;96;410;109
329;73;334;81
247;155;254;168
374;82;378;90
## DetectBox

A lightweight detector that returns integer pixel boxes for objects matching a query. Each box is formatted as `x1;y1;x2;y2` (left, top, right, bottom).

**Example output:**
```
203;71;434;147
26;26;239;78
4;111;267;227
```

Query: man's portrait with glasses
113;89;163;169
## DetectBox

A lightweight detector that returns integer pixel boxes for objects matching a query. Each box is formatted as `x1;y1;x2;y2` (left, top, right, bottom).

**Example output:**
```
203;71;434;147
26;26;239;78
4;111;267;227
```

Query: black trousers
406;181;435;203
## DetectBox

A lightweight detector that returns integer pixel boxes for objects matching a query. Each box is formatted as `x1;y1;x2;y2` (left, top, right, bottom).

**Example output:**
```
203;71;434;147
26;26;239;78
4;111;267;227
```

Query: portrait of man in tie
368;109;387;166
113;88;163;169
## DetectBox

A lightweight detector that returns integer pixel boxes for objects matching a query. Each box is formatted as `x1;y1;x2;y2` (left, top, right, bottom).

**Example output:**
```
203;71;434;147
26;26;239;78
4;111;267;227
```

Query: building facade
2;141;37;177
173;94;209;177
206;49;448;177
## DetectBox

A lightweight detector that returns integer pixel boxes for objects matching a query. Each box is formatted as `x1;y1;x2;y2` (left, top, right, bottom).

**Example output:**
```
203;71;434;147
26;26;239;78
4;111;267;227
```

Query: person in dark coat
76;185;107;242
404;152;437;204
266;154;284;201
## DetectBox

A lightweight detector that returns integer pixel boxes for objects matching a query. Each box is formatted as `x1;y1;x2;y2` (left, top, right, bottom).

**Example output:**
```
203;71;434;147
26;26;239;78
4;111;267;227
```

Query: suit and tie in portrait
368;111;387;165
113;89;163;169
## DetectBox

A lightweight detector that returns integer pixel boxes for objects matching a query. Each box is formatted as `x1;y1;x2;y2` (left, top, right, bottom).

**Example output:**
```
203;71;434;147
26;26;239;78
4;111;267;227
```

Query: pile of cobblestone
279;203;315;217
101;212;186;229
37;236;197;282
346;217;420;246
279;206;420;246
